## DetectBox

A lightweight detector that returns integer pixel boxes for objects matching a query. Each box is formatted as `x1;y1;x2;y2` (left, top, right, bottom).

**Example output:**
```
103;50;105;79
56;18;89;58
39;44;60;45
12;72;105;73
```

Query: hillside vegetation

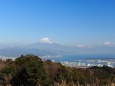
0;55;115;86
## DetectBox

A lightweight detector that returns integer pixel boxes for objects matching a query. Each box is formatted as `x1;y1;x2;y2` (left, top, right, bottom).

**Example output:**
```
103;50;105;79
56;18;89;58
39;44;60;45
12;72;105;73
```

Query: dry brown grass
0;62;6;70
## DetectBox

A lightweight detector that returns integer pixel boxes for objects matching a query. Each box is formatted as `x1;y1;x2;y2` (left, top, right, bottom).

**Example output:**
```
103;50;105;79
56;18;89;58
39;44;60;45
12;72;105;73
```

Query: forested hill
0;55;115;86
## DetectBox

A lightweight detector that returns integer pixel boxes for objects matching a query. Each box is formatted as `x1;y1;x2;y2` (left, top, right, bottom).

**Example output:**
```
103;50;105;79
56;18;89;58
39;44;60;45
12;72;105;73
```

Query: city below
61;58;115;68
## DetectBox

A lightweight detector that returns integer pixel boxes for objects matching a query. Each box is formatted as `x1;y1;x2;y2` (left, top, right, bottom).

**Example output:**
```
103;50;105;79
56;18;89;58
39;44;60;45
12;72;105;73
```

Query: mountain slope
0;47;57;57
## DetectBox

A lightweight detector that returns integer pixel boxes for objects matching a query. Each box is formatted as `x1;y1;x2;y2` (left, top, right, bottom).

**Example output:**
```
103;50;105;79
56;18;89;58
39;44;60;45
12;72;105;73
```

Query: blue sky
0;0;115;47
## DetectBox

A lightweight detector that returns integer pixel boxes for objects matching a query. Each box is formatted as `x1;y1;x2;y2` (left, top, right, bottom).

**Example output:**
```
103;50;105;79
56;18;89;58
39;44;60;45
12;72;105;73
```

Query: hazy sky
0;0;115;46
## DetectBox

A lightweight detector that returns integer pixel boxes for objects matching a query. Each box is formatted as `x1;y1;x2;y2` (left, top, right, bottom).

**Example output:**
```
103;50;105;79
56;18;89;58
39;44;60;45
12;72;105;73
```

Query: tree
11;55;47;86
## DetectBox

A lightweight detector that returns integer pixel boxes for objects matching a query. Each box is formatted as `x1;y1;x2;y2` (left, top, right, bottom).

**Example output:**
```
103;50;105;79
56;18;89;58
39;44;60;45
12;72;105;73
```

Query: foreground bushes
0;55;115;86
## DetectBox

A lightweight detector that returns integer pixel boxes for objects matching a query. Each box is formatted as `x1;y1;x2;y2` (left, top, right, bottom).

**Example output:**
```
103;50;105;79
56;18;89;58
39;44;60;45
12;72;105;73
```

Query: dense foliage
0;55;115;86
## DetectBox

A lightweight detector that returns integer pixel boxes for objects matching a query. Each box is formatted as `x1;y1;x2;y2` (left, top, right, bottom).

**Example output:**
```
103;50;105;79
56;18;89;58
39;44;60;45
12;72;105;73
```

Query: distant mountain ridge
0;47;57;57
28;43;74;53
0;43;75;57
0;42;115;57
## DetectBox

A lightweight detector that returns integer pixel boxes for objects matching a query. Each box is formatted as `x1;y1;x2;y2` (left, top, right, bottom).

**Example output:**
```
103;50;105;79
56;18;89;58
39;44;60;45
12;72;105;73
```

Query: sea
42;54;115;62
41;54;115;68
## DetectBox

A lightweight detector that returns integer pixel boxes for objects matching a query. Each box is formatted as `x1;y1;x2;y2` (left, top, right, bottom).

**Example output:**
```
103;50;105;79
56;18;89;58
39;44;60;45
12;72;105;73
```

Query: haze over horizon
0;0;115;54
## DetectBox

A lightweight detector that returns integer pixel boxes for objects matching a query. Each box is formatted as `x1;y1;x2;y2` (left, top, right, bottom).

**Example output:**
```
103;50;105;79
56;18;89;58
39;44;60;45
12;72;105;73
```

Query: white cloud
76;44;93;48
104;42;115;46
104;42;111;46
76;45;86;48
41;37;53;44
